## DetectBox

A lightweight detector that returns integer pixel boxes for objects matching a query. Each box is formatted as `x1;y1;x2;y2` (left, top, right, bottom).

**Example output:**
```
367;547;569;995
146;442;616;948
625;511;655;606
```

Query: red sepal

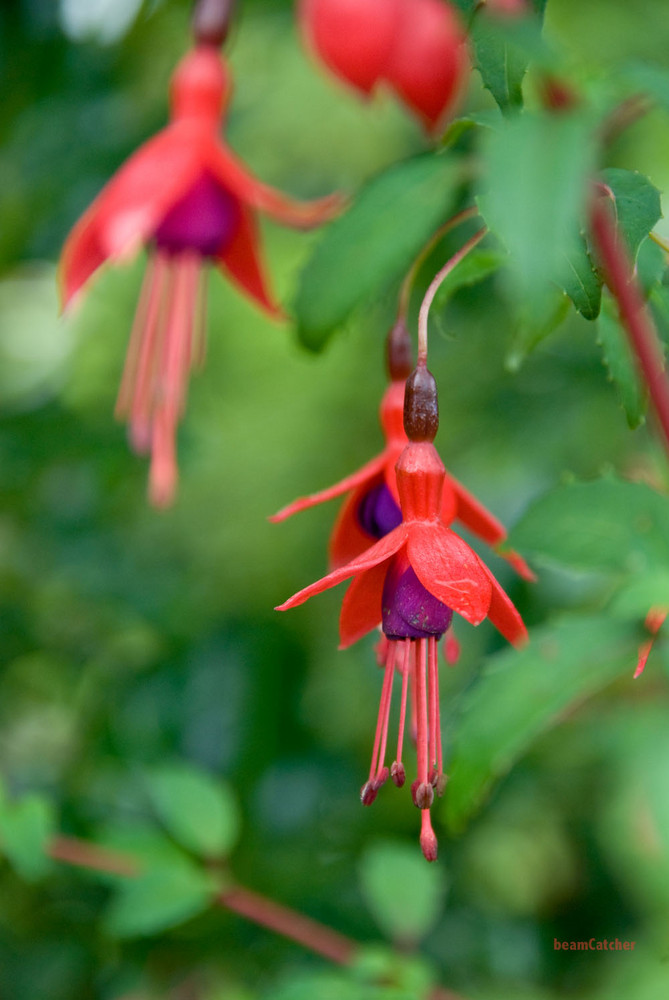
276;524;408;611
329;481;382;569
481;565;528;647
270;453;387;523
406;523;492;626
339;559;391;647
214;203;284;319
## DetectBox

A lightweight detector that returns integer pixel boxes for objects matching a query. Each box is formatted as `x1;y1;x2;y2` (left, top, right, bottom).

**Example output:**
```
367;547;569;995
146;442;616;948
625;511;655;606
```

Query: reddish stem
590;197;669;454
218;885;355;965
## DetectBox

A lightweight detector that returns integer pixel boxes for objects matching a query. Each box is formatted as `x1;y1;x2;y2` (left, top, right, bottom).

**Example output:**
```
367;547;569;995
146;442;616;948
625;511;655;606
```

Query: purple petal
357;481;402;538
155;173;241;256
382;559;453;640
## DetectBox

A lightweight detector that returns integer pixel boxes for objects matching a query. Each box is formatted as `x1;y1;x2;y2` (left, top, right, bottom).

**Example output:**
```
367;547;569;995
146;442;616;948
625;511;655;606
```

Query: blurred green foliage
1;1;669;998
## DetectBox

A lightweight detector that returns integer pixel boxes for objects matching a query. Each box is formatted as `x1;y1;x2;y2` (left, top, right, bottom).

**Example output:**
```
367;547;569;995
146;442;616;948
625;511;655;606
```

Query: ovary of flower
59;45;343;507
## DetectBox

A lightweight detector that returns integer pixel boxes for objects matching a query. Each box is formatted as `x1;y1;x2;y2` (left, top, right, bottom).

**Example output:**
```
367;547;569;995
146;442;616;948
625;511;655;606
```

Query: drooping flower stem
590;198;669;456
417;227;487;365
398;207;480;322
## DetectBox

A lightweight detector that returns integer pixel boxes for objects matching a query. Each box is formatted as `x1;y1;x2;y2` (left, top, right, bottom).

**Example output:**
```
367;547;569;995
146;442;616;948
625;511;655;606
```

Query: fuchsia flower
60;45;342;506
272;324;535;581
299;0;470;133
277;364;527;860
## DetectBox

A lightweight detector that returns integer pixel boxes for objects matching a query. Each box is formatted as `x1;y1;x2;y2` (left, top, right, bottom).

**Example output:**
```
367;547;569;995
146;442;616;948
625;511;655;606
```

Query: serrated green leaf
294;155;463;351
508;477;669;575
478;111;596;306
445;615;638;831
471;4;550;113
505;289;570;371
560;235;602;319
636;236;666;295
432;246;507;310
596;292;647;428
0;792;55;882
359;841;446;944
104;859;216;938
601;168;662;264
145;763;241;860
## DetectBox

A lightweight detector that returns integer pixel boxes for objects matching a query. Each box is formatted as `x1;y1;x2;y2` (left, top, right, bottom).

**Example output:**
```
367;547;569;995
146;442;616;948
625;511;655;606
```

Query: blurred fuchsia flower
299;0;470;133
60;45;342;506
635;607;667;678
272;324;535;581
277;364;528;860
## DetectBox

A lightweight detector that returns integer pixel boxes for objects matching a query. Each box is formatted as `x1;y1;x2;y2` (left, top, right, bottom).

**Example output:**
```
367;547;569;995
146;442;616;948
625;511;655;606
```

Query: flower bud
386;317;413;381
403;362;438;442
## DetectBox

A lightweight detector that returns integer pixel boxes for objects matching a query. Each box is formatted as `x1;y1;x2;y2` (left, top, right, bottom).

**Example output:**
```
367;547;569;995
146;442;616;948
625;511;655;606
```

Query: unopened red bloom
60;45;342;506
299;0;469;133
272;377;535;580
277;434;527;859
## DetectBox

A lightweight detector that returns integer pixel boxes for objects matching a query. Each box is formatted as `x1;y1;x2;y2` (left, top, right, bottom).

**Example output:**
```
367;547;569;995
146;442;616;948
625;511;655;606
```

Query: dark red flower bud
192;0;237;47
386;317;413;381
403;362;439;442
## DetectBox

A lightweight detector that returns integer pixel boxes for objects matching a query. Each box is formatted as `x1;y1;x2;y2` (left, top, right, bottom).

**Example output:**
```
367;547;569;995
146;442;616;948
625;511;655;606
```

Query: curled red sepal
276;440;527;650
634;607;667;678
271;378;534;579
59;45;344;507
299;0;469;134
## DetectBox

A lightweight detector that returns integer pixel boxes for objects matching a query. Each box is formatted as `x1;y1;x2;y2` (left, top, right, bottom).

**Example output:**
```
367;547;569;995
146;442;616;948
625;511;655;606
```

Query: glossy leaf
470;1;550;113
600;168;662;264
478;111;596;306
596;292;647;428
145;763;241;859
294;154;463;350
560;234;602;320
445;615;639;831
508;476;669;575
359;840;446;943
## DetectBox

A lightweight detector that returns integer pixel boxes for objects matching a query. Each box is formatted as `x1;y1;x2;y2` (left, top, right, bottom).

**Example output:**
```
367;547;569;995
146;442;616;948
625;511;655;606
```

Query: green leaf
432;246;507;310
608;571;669;619
508;476;669;575
0;790;55;882
560;235;602;320
505;289;570;371
600;168;662;264
470;4;550;113
478;111;596;306
359;840;446;943
596;292;647;428
441;108;503;148
445;615;638;830
622;62;669;115
294;154;463;351
145;763;241;860
105;859;216;938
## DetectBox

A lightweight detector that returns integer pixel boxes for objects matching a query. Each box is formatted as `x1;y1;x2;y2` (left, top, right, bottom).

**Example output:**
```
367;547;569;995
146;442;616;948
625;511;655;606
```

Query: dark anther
192;0;237;46
386;317;413;381
403;362;439;442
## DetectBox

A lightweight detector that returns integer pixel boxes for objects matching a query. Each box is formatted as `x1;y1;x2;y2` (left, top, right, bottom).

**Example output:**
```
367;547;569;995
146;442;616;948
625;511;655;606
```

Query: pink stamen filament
415;638;429;789
410;643;418;745
367;644;395;785
428;635;438;779
395;639;411;769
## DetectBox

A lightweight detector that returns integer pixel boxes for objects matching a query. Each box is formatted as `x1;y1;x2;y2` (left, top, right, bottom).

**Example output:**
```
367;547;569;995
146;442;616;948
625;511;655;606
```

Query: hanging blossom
60;43;342;506
277;232;529;860
277;361;527;860
271;317;535;581
299;0;470;133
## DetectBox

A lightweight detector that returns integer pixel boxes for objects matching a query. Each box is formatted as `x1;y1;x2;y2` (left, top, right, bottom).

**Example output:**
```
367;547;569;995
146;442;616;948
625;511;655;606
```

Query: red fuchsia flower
59;44;342;506
299;0;470;134
276;363;527;860
634;607;667;678
271;320;535;581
